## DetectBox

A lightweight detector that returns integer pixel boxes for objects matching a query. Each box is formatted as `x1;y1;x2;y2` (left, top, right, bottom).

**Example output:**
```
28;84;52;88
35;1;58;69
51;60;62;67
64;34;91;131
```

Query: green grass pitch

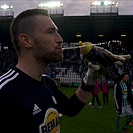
59;87;133;133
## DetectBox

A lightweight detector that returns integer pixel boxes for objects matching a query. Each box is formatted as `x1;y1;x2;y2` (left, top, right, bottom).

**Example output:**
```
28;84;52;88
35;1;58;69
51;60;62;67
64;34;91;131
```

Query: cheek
33;38;51;56
33;38;63;61
34;43;57;61
35;44;46;55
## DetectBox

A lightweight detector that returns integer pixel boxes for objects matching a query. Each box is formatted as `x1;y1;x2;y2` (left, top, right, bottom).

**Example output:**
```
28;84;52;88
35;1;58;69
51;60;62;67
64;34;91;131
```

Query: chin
54;58;63;63
51;54;64;63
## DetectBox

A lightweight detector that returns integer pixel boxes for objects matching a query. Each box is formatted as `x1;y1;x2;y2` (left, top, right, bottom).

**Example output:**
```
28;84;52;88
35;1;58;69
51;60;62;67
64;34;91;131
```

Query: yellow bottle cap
78;41;93;56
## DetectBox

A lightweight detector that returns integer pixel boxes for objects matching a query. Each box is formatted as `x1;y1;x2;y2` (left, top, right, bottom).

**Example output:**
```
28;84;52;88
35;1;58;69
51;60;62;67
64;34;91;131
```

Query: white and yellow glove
83;62;100;85
80;62;100;92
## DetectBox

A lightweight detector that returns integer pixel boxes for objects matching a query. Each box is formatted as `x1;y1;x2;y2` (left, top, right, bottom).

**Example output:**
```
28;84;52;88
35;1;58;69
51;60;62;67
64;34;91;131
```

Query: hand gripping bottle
78;41;127;80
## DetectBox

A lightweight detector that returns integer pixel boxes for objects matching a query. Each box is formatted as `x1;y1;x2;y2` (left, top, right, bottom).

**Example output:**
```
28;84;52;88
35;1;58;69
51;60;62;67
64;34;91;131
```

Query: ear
19;34;32;48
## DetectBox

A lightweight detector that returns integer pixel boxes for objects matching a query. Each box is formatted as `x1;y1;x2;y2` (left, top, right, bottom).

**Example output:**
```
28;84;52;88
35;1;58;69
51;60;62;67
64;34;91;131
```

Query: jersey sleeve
42;75;86;117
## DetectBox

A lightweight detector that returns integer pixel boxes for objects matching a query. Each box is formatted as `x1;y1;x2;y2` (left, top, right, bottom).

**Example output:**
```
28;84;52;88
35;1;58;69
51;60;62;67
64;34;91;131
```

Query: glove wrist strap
80;81;94;92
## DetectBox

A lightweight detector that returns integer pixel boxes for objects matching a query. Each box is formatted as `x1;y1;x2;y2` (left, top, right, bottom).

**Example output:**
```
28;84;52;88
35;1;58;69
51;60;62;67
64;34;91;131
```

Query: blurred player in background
114;73;133;133
129;80;133;126
101;78;110;105
91;79;102;108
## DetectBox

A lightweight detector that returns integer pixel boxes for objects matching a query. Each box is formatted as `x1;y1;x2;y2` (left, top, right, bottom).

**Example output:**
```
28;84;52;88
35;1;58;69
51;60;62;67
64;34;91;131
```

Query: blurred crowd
1;40;133;82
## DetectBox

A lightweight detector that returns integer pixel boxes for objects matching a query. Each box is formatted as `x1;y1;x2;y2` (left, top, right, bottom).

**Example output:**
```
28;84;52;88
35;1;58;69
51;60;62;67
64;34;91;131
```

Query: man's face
31;15;64;63
123;74;129;82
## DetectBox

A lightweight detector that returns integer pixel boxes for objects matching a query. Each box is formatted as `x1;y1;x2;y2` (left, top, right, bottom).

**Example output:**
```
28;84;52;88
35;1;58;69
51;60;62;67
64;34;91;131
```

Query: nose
56;32;63;43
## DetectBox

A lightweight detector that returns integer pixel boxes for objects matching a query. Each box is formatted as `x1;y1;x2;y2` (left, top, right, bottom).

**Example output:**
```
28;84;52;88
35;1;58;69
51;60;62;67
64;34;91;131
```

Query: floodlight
38;1;64;16
104;1;111;5
91;1;101;6
0;4;14;17
38;1;63;8
90;1;119;16
1;5;13;9
91;1;118;6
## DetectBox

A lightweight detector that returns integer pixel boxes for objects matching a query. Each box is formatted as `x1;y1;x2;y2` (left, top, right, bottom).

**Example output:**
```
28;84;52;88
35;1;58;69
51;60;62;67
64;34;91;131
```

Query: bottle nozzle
62;41;93;56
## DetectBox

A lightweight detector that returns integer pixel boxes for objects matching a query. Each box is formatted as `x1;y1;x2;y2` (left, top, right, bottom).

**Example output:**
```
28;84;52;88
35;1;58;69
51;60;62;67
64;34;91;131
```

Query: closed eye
47;30;54;34
46;27;58;34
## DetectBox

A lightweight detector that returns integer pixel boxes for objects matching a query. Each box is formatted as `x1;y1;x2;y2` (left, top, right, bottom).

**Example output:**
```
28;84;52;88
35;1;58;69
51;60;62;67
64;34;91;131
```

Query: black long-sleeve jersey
0;67;85;133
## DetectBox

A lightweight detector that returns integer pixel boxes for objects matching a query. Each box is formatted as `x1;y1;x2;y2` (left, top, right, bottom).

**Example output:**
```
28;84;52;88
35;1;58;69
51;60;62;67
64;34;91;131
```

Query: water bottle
78;41;124;80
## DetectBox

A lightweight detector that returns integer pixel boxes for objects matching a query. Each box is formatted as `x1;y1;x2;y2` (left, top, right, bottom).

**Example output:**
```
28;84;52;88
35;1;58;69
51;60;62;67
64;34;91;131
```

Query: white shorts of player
119;105;133;117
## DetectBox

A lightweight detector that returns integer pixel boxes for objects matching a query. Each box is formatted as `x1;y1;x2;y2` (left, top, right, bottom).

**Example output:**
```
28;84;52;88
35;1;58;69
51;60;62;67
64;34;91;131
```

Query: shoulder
114;83;120;89
42;74;58;87
0;69;19;90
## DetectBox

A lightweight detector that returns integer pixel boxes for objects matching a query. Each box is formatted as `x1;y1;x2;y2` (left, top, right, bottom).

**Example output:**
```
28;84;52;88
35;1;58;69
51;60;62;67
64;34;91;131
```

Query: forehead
124;75;129;78
35;15;57;29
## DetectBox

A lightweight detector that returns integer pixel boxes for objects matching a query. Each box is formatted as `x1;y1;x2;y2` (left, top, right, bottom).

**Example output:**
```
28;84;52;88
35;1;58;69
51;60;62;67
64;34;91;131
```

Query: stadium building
0;1;133;86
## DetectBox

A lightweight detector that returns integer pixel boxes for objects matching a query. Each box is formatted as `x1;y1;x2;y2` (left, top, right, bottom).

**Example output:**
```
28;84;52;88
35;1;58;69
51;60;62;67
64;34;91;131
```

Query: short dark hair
10;8;49;52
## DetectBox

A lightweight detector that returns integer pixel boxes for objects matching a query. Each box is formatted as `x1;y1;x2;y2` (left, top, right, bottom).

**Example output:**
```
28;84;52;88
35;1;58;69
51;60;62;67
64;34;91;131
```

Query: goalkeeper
0;8;131;133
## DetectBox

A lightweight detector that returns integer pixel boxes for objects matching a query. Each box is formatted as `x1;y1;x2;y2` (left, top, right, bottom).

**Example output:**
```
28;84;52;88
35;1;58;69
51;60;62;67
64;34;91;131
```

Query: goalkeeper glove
81;62;100;92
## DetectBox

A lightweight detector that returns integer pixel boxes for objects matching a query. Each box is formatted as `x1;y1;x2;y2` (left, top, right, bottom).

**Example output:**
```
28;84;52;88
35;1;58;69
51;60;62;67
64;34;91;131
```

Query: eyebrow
46;27;58;31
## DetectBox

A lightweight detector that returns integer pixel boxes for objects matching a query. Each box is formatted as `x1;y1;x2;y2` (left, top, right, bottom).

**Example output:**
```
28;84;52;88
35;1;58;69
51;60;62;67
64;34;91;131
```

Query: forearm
76;85;92;103
59;93;86;117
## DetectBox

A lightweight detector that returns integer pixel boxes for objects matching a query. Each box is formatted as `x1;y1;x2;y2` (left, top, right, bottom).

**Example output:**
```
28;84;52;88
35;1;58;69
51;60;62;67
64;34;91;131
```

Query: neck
16;61;48;81
121;80;125;84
